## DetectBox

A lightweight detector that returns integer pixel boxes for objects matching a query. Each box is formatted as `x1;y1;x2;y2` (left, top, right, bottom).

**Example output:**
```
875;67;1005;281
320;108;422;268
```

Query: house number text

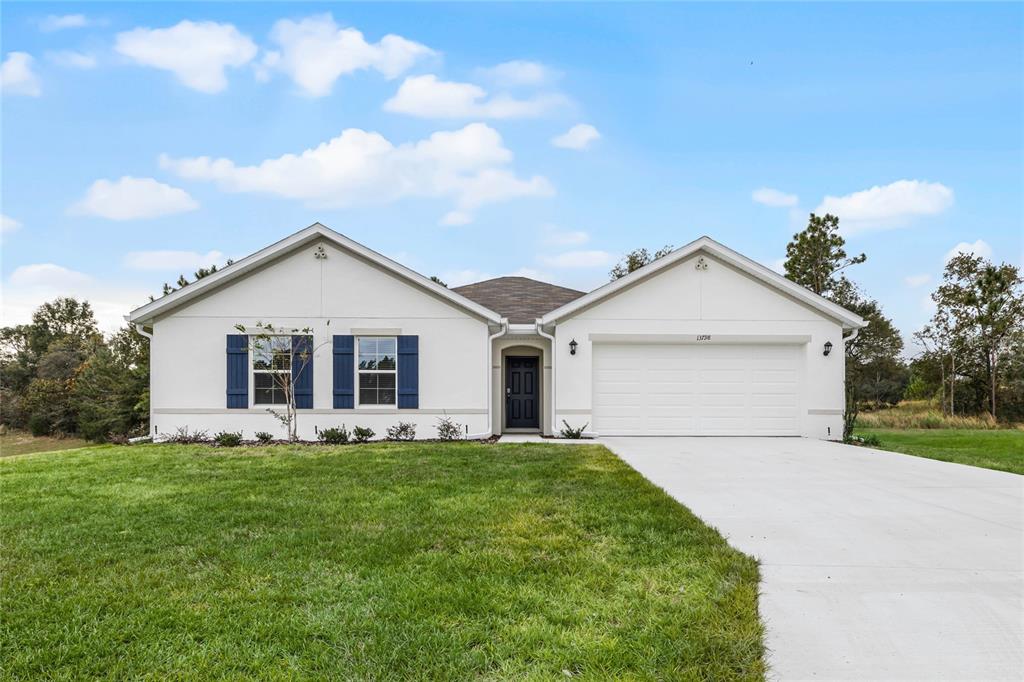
696;334;712;341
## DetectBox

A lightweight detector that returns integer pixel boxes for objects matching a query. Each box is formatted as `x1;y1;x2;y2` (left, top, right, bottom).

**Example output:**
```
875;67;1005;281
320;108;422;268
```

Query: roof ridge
453;275;586;294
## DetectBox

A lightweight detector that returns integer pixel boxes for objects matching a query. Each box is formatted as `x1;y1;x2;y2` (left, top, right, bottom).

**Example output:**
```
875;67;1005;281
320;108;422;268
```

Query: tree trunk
843;363;858;441
950;353;955;417
939;358;946;416
990;349;998;420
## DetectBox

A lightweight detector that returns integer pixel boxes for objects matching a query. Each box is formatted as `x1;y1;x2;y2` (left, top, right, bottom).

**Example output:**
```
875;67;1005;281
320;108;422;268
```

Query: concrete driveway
601;437;1023;681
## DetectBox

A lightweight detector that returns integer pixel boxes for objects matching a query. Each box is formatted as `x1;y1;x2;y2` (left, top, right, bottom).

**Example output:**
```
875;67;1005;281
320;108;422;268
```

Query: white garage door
592;343;802;436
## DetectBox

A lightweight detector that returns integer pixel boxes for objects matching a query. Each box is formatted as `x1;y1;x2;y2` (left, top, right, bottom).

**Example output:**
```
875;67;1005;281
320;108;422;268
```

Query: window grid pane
252;336;293;405
358;351;396;405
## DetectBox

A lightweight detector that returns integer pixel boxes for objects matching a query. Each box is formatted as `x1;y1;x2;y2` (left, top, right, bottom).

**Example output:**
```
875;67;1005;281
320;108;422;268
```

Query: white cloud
551;124;600;151
384;74;565;119
3;265;150;333
160;122;552;225
115;20;257;93
47;50;97;69
945;239;992;263
70;177;199;220
9;263;92;288
263;14;433;97
507;267;549;280
39;14;90;32
442;269;493;287
539;250;614;268
1;52;41;96
123;250;225;271
477;60;555;87
752;187;799;207
904;274;931;288
542;225;589;246
440;211;473;227
770;257;787;274
1;214;22;234
815;180;954;233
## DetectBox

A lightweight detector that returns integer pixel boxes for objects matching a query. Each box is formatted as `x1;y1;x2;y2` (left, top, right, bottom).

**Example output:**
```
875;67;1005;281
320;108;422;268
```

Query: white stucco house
128;223;866;441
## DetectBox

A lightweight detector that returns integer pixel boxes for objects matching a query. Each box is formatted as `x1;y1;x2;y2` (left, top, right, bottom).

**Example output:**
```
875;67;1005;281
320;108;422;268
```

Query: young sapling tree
235;322;328;441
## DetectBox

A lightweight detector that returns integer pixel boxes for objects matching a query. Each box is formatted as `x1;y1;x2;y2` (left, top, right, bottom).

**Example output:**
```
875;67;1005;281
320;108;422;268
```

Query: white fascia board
128;223;502;325
588;333;813;345
541;236;867;330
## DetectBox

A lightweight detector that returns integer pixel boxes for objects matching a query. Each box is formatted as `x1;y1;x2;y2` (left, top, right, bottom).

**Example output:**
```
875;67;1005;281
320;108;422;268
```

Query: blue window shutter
226;334;248;408
333;335;355;409
292;335;314;409
397;335;419;409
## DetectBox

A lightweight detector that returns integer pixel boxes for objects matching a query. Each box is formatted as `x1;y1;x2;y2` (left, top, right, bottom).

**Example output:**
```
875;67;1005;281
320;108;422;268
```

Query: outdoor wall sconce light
823;341;833;357
569;339;578;355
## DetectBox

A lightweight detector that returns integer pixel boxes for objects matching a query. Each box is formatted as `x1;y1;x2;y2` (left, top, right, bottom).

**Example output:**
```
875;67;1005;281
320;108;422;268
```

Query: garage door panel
647;381;696;394
751;394;797;407
648;417;697;431
701;418;748;433
594;396;643;409
650;369;699;382
647;391;697;404
753;368;797;380
754;384;798;394
701;369;748;383
752;418;799;433
700;395;743;408
593;343;802;436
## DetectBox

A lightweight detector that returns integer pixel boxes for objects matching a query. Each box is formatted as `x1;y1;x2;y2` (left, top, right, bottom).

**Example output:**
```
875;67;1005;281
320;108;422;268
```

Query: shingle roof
452;276;586;324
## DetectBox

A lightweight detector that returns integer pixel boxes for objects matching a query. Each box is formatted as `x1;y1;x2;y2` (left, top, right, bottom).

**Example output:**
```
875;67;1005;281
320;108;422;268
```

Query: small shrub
254;431;274;444
319;425;350;444
560;420;588;439
213;431;243;447
107;433;131;445
352;426;374;443
28;415;49;437
436;416;463;441
386;421;416;441
847;434;881;447
167;427;209;444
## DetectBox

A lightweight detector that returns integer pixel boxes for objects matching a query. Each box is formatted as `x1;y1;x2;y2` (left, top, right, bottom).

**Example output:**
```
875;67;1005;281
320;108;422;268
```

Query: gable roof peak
540;234;867;329
128;222;502;325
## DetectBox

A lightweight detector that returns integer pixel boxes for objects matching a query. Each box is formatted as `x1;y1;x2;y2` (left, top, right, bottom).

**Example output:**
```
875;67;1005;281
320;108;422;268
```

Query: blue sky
2;2;1022;348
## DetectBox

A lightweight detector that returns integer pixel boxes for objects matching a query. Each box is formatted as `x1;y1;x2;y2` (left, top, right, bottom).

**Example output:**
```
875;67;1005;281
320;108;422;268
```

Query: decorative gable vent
695;256;709;271
314;245;327;260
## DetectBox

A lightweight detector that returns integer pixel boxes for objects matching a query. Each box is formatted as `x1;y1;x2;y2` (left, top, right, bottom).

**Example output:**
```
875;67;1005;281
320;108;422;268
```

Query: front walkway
601;436;1024;681
496;434;590;444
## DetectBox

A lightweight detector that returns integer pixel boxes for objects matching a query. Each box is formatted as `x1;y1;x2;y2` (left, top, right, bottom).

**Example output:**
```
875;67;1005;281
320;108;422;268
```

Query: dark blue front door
506;357;539;428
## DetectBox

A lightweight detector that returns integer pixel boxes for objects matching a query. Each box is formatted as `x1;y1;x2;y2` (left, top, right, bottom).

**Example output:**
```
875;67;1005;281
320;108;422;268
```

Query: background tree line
0;298;149;440
0;265;227;441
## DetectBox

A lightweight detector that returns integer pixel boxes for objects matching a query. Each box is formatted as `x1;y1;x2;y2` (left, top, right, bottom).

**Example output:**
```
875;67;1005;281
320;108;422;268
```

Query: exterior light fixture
569;339;578;355
823;341;833;356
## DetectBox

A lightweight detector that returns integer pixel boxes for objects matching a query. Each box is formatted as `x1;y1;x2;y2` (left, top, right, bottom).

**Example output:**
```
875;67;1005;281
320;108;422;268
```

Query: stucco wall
550;252;847;439
149;238;491;440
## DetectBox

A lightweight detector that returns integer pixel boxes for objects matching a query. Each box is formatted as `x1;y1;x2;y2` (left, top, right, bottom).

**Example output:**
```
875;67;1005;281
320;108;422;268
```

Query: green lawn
1;442;764;679
0;430;92;458
857;429;1024;475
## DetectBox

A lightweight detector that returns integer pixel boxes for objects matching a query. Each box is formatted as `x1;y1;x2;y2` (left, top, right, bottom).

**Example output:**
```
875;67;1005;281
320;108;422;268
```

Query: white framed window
252;336;292;405
357;337;397;406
